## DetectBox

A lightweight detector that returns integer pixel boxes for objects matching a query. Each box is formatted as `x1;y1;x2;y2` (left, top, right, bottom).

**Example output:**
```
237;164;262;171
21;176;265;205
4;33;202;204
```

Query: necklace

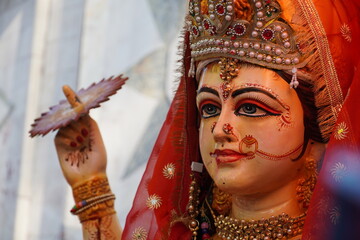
213;212;306;240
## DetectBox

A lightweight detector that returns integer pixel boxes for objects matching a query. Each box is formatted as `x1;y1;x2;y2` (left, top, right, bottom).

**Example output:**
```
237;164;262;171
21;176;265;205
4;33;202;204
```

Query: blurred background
0;0;186;239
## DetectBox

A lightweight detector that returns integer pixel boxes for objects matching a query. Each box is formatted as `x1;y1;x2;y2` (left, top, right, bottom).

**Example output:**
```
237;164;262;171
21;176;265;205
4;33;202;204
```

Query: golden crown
187;0;306;72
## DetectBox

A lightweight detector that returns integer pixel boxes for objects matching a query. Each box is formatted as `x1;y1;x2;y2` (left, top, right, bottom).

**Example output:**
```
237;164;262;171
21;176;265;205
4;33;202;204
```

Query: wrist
71;174;116;222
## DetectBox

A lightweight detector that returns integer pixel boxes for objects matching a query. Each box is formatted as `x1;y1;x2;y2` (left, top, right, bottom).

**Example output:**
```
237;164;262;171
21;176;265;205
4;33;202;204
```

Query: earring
296;157;317;209
211;185;232;216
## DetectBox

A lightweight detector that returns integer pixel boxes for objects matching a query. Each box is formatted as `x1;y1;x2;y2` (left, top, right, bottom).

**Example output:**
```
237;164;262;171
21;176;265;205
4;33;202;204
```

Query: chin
211;168;255;195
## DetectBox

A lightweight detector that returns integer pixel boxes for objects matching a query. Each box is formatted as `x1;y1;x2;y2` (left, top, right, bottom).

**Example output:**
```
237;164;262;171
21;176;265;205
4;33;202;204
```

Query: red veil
303;1;360;238
122;0;360;239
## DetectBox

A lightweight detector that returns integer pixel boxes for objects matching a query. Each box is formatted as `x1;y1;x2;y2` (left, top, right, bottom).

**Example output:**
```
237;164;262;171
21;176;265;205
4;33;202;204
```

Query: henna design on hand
83;220;100;239
65;122;93;167
99;216;116;240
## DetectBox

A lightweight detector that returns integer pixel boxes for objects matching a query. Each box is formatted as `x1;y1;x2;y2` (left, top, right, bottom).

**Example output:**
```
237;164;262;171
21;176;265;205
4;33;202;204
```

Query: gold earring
212;184;232;216
296;157;317;209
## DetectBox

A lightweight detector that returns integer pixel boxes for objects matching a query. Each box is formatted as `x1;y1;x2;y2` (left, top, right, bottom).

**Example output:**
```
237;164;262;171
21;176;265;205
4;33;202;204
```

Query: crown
187;0;306;72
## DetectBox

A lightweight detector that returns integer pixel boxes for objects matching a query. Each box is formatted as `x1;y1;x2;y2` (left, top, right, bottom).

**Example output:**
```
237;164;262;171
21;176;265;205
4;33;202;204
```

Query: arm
71;172;123;240
54;103;122;239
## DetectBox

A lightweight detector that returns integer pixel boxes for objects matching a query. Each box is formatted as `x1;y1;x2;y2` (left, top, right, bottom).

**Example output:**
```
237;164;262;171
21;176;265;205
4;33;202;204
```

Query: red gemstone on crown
234;24;245;35
262;29;274;40
216;4;225;15
204;20;210;30
192;27;198;36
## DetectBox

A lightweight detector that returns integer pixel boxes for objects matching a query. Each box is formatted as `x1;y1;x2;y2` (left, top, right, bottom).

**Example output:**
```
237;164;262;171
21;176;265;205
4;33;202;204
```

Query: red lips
210;149;247;165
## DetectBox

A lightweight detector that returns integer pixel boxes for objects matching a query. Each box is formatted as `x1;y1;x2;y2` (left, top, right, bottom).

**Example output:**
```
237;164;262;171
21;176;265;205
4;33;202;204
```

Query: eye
235;100;281;117
199;101;221;118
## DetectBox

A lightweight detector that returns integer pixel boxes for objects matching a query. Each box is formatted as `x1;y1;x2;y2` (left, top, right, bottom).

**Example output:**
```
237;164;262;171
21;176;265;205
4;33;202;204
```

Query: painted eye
235;101;281;117
241;103;257;114
200;103;221;118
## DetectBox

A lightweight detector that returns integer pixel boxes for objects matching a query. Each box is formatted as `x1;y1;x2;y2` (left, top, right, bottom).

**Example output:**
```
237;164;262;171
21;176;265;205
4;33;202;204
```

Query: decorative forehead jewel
218;57;239;99
187;0;305;75
219;57;239;81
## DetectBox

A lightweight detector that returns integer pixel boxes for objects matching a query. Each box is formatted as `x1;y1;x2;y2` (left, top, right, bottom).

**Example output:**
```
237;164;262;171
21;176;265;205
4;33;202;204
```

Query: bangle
72;175;116;222
70;193;115;214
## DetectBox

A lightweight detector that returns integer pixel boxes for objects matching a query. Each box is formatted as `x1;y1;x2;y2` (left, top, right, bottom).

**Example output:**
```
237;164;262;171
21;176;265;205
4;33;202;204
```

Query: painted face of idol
197;63;305;196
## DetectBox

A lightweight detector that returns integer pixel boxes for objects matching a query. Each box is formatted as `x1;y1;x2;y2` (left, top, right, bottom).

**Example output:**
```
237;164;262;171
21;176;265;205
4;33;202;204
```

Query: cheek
237;116;304;157
199;120;217;174
199;120;215;150
258;119;305;159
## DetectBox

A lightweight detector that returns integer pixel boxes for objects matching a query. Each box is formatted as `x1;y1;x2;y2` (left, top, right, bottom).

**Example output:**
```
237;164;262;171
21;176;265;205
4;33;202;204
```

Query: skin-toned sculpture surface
197;64;308;220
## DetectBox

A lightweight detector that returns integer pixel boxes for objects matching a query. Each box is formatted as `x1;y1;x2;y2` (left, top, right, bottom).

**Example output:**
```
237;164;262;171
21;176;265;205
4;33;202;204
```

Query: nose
212;119;238;144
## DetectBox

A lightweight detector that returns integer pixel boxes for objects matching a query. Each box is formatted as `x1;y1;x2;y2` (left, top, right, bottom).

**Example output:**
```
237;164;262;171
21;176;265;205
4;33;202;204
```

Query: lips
210;149;247;165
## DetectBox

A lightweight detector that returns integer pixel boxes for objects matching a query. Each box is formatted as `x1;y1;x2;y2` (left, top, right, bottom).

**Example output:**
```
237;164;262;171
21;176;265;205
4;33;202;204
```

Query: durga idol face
197;63;306;196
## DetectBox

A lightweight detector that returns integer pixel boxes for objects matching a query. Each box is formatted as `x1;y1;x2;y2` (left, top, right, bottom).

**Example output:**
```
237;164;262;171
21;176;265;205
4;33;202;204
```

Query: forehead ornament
218;57;240;99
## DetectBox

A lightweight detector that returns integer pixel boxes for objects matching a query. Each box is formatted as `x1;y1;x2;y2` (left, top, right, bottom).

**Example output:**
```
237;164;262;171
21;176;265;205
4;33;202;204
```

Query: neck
230;179;303;220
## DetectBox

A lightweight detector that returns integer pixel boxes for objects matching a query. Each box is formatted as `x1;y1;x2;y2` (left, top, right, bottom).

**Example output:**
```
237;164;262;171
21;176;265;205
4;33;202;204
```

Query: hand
54;115;107;187
54;85;107;187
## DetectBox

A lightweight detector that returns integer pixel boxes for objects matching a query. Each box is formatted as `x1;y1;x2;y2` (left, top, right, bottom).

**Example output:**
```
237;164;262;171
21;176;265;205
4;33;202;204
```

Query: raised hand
54;85;107;187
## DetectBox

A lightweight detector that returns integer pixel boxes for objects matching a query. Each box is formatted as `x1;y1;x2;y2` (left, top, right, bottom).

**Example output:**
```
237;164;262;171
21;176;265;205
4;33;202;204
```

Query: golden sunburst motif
334;122;349;140
146;194;162;209
340;23;352;42
132;227;148;240
163;163;176;179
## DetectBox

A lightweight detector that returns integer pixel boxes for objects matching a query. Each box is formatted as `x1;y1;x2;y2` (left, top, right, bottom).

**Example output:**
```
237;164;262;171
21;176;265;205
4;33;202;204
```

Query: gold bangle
72;175;116;222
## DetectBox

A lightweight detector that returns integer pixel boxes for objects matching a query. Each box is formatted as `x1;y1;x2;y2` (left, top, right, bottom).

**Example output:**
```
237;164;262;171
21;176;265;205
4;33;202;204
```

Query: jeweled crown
187;0;306;71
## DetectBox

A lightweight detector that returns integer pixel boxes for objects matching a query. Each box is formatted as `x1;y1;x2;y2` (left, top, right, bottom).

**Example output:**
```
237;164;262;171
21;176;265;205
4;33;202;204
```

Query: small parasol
29;74;128;137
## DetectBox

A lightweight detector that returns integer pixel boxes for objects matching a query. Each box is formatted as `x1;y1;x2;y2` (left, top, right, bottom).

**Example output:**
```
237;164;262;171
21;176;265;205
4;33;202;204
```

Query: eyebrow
231;87;277;99
197;87;219;97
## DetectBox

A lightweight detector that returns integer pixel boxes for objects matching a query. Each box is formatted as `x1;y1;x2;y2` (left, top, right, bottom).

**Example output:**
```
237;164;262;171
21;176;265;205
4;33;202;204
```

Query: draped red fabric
122;32;198;239
122;1;360;239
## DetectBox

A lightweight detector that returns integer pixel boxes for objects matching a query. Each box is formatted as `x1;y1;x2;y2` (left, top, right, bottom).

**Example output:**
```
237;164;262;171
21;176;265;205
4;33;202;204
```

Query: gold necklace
213;212;306;240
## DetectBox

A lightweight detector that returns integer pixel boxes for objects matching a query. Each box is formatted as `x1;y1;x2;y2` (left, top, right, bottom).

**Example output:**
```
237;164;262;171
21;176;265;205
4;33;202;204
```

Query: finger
54;134;82;150
63;85;81;107
56;116;89;138
62;85;84;113
55;126;87;150
84;115;105;147
69;117;93;145
55;123;80;142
